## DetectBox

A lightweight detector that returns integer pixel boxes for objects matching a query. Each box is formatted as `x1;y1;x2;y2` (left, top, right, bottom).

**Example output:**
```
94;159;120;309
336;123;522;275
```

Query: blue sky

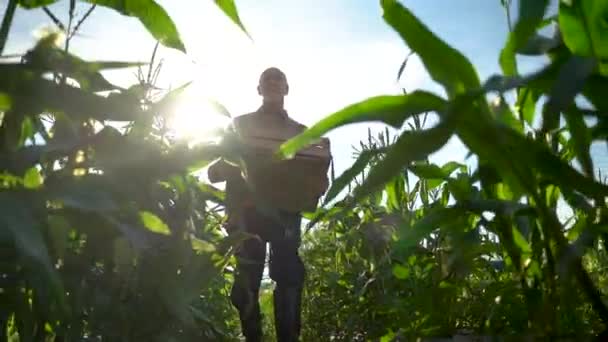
5;0;603;179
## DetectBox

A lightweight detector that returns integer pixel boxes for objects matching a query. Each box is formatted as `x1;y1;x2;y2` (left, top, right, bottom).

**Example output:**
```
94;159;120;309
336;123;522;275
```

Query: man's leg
269;213;305;342
230;226;266;342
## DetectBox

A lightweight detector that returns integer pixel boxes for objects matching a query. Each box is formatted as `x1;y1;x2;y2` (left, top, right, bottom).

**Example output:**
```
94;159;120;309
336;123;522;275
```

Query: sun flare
168;95;232;145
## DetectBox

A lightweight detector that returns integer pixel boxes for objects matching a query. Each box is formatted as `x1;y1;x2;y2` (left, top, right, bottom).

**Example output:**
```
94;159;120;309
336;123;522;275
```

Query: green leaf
564;108;593;176
85;0;186;53
515;87;540;126
0;64;144;121
208;98;232;118
546;55;597;118
280;91;446;157
392;264;410;279
396;206;464;252
23;167;42;189
583;74;608;111
323;148;386;205
17;0;58;8
191;236;216;253
47;214;70;259
381;0;480;97
410;161;465;191
24;40;145;91
499;0;550;75
353;120;455;201
213;0;251;39
559;0;608;59
139;211;171;235
0;92;11;111
512;226;532;254
0;193;64;309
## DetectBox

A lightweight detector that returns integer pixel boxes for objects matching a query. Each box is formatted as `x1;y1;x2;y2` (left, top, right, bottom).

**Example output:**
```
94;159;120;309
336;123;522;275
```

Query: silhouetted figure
208;67;330;342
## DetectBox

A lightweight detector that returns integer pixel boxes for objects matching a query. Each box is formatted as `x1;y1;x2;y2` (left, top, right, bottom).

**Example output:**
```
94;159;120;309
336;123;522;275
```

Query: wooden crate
236;125;331;213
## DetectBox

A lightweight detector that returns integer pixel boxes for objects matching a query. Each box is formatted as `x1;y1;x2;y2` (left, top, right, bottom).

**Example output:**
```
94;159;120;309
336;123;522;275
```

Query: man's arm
208;158;241;183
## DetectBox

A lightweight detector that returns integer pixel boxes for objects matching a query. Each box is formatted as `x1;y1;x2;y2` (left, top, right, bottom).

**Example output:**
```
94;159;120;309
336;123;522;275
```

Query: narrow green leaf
499;0;550;75
139;211;170;235
381;0;480;97
512;226;532;254
214;0;251;39
207;98;232;118
515;87;540;125
353;120;455;200
154;81;192;116
23;167;42;189
323;148;386;205
24;40;144;91
85;0;186;53
280;91;446;157
564;108;594;176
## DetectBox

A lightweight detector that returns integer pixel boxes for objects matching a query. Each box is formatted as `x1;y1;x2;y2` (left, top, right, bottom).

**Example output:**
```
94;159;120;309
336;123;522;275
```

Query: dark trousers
228;208;305;342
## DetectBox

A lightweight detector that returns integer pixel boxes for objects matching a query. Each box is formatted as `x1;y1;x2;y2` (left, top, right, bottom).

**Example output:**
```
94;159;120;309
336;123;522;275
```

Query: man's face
258;68;288;102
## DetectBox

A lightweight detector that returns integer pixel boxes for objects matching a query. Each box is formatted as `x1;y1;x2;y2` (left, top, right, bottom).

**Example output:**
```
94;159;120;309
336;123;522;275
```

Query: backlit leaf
139;211;171;235
214;0;251;39
281;91;446;157
381;0;481;97
23;167;42;189
85;0;186;53
500;0;550;75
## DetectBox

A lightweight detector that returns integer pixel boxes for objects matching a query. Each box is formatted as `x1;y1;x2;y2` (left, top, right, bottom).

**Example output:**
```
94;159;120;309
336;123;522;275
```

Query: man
207;67;330;342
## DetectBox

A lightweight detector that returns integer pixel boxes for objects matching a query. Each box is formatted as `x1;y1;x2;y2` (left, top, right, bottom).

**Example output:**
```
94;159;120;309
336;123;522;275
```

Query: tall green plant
288;0;608;338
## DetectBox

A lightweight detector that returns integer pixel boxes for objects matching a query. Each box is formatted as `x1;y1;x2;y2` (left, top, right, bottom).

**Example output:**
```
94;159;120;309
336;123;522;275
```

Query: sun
168;93;232;145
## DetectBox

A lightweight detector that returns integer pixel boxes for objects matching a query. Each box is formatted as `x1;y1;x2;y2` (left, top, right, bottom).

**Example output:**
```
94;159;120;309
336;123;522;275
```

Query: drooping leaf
353;120;455;201
280;91;446;157
499;0;550;75
139;211;171;235
213;0;251;39
85;0;186;53
381;0;480;97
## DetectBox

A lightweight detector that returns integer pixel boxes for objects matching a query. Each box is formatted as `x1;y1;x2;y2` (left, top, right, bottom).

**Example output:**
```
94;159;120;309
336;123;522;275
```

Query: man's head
258;67;289;105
